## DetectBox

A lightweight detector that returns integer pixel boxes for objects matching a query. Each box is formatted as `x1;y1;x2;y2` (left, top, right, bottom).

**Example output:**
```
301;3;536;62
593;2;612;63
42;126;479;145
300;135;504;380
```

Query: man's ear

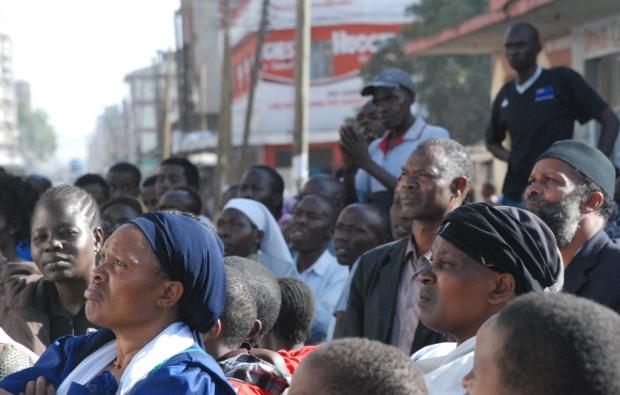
488;273;515;305
158;281;184;308
204;319;222;341
93;227;104;253
581;191;605;214
245;319;262;345
449;176;469;199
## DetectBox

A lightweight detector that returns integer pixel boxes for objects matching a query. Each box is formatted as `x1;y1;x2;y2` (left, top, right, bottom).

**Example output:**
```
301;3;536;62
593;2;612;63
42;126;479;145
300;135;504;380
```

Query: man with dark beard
525;140;620;313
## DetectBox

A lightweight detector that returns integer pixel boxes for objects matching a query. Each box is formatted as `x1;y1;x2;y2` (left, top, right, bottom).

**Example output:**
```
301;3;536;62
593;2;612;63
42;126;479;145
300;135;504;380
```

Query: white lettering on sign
331;30;396;55
263;40;296;61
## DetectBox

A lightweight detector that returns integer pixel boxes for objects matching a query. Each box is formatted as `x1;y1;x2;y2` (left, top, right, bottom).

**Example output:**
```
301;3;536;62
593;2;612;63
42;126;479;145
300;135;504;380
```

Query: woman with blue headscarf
0;212;235;395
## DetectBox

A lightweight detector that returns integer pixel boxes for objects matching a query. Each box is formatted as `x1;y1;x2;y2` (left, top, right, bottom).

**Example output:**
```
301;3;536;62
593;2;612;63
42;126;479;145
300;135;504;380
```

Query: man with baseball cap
340;68;449;213
525;140;620;313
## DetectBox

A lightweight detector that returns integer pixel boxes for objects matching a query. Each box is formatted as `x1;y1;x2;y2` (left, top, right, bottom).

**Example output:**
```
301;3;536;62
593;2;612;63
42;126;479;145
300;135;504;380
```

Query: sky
0;0;179;165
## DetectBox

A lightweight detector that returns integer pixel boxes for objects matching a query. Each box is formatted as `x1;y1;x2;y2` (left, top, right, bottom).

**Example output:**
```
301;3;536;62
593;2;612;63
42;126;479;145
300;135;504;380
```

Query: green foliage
17;103;57;162
363;0;491;145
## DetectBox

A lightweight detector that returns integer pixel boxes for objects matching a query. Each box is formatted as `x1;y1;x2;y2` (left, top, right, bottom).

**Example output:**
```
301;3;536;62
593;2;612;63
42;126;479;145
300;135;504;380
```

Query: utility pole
215;0;233;210
292;0;310;192
162;49;174;160
240;0;270;166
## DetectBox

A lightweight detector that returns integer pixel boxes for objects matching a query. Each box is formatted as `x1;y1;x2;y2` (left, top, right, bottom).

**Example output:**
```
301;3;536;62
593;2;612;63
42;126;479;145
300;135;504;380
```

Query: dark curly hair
219;266;257;349
161;157;200;189
224;256;281;339
100;196;144;217
0;174;39;242
303;338;428;395
271;277;314;346
495;293;620;395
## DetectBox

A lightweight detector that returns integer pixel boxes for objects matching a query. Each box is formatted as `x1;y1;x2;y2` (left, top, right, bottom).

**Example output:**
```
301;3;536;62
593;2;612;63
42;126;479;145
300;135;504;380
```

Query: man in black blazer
525;140;620;314
343;139;474;354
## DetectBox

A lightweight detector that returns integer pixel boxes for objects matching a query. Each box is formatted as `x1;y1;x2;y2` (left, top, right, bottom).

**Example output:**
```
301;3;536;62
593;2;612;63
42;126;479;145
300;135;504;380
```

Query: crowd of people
0;21;618;395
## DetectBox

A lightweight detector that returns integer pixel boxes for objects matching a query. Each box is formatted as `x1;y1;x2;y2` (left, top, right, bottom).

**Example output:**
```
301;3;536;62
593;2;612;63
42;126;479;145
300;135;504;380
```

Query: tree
363;0;490;145
17;103;57;164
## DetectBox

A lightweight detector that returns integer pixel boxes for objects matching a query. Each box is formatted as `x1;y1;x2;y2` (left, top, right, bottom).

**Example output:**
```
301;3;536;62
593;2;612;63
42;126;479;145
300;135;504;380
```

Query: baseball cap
361;68;415;96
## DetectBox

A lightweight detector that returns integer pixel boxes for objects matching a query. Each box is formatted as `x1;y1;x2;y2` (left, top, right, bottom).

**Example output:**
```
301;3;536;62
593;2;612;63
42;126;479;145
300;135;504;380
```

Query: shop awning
404;0;618;56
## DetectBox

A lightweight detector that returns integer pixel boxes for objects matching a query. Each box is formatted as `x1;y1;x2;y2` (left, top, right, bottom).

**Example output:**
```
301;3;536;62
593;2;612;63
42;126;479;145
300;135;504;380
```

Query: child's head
106;162;142;199
100;196;144;241
141;175;159;212
262;277;314;351
224;256;282;343
0;174;38;256
463;293;620;395
158;187;203;216
289;338;428;395
203;265;257;358
74;173;109;206
31;185;103;282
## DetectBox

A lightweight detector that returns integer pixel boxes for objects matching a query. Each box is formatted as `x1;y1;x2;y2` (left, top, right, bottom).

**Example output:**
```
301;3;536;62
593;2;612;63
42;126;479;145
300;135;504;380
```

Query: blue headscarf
130;212;227;333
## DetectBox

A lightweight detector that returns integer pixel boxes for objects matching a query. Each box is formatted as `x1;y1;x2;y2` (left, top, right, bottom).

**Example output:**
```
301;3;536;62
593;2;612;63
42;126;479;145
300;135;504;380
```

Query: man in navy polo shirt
340;68;449;213
486;22;619;206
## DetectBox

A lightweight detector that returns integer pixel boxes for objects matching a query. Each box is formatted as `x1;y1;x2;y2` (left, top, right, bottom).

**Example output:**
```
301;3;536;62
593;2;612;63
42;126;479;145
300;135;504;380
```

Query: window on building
586;53;620;111
309;148;333;175
310;40;334;80
275;149;292;168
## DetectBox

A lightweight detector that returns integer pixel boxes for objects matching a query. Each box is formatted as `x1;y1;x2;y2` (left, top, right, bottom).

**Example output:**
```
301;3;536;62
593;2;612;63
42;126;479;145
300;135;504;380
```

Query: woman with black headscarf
410;203;563;395
0;212;235;395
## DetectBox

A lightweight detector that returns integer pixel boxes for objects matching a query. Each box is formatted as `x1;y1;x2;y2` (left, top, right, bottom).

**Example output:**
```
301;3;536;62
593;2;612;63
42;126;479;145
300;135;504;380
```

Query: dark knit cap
438;203;562;295
272;277;315;345
537;140;615;198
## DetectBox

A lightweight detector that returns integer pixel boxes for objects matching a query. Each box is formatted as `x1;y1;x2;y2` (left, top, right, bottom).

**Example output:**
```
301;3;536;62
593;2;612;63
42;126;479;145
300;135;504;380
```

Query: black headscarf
130;212;227;333
437;203;561;294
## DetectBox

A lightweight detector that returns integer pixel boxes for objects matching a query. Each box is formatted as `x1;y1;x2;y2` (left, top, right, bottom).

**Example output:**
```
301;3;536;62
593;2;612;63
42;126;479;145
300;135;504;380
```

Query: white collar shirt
296;249;349;343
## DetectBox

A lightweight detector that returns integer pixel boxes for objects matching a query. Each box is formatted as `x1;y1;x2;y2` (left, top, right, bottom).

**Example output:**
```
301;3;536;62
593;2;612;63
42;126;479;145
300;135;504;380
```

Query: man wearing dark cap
487;22;619;206
525;140;620;313
340;68;449;213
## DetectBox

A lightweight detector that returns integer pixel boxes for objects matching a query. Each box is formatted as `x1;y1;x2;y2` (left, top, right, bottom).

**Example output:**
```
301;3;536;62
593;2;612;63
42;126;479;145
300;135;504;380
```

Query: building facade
403;0;620;189
226;0;413;181
87;103;132;173
175;0;222;132
0;33;22;169
124;51;179;175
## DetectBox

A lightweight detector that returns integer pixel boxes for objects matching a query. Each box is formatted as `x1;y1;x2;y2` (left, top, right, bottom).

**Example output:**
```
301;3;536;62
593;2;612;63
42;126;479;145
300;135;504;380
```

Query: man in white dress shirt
290;195;348;343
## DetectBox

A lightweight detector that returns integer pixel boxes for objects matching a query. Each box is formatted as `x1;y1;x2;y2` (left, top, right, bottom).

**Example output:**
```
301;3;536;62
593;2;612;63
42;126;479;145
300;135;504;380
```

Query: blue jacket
0;329;236;395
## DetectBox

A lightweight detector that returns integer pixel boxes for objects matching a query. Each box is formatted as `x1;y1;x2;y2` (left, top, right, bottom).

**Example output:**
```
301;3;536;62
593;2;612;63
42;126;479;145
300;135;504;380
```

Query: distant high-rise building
124;51;178;174
0;33;22;169
14;80;31;111
87;104;131;173
175;0;222;132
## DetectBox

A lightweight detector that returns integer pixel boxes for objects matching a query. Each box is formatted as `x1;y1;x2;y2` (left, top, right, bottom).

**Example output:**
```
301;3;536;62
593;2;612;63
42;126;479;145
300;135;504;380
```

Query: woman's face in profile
85;225;174;329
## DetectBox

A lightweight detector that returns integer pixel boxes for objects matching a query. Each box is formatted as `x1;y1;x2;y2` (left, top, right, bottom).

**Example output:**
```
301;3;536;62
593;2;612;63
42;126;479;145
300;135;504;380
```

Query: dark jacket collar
564;230;610;293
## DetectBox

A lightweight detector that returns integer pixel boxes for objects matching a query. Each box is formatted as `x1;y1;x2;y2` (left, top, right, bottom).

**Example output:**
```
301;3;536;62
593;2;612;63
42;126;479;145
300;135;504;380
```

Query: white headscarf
224;198;297;278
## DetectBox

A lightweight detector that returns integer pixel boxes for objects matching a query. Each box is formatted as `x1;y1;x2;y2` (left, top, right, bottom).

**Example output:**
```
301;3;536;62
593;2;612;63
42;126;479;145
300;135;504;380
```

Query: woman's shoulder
0;330;115;394
134;347;236;395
